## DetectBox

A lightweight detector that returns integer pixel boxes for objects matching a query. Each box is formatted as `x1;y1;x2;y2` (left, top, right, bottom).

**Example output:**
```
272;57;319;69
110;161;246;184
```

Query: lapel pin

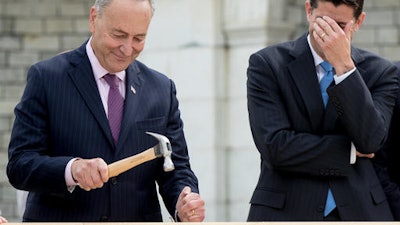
131;85;136;94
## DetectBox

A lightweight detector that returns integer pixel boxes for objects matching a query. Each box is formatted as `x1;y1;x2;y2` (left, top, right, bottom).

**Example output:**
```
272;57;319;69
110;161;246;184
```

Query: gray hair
94;0;155;16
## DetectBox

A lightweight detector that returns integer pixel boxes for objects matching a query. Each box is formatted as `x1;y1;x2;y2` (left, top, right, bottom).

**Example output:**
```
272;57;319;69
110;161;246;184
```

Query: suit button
100;216;108;221
111;177;118;185
317;205;324;212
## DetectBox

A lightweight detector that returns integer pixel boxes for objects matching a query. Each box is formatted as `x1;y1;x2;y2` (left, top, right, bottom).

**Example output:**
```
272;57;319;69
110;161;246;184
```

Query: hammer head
146;132;175;172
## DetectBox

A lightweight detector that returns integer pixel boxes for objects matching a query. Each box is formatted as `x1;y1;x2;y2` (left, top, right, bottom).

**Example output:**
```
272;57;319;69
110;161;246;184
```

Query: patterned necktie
103;74;124;144
319;61;336;216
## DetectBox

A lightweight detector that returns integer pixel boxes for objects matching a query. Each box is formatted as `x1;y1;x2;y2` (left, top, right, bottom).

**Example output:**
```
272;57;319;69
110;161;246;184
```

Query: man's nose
120;41;134;56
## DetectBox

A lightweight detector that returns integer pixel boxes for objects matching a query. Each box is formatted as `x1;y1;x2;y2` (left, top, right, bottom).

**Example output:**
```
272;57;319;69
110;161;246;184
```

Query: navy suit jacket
373;61;400;220
7;41;199;222
246;33;398;221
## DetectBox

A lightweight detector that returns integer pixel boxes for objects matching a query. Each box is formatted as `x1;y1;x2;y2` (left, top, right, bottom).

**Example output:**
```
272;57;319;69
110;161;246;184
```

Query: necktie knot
103;74;120;89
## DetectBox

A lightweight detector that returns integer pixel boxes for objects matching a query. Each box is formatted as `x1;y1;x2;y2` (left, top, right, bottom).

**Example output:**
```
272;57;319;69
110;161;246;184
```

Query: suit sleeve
156;80;199;217
7;64;73;193
327;64;399;153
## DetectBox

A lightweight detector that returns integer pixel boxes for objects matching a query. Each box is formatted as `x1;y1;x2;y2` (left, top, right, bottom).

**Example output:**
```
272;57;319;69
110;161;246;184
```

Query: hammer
107;132;175;178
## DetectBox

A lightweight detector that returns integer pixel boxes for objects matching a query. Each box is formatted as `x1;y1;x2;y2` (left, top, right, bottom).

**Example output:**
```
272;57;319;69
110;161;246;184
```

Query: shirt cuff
65;158;80;192
334;67;356;84
350;142;357;164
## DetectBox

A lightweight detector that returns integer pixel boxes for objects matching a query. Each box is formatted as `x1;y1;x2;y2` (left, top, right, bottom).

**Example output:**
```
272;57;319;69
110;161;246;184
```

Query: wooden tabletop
5;222;400;225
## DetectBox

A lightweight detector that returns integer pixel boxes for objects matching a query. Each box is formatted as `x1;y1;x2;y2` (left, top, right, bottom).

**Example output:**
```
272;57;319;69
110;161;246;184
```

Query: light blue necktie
320;61;334;107
320;61;336;216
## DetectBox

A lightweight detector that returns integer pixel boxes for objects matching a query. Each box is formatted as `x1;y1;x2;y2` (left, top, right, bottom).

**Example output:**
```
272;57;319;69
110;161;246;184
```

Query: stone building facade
1;0;400;222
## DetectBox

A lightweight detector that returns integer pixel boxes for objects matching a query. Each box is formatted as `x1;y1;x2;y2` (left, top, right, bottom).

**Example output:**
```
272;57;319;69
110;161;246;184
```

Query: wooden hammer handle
107;147;156;178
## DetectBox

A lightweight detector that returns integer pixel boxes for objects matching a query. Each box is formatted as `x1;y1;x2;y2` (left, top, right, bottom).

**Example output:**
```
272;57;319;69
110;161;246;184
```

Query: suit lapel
117;62;144;149
288;35;326;131
67;43;115;147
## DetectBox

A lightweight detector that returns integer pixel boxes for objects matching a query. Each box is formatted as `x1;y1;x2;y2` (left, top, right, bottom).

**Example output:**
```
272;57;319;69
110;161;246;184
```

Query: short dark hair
309;0;364;19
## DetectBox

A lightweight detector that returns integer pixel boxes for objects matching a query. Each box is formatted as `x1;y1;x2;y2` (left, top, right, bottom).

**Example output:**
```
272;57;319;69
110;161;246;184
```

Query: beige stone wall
1;0;400;222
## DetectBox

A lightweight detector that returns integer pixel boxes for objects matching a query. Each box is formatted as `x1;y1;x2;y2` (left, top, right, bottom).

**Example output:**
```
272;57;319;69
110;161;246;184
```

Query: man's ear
354;12;366;32
305;1;313;22
89;6;97;33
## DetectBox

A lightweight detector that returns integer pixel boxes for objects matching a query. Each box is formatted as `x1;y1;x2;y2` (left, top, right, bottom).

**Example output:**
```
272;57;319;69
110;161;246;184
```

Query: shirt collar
307;34;324;67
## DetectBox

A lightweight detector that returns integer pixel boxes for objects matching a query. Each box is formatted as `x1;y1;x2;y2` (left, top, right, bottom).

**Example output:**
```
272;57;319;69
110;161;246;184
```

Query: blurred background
1;0;400;222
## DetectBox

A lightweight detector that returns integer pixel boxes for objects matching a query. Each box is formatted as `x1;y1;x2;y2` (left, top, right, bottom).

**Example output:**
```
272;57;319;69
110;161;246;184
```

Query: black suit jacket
373;61;400;220
246;33;398;221
7;41;199;222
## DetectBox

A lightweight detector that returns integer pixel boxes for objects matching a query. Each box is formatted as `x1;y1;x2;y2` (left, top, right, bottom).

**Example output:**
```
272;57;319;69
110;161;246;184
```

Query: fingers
315;16;346;35
313;16;352;43
176;186;206;222
367;153;375;159
0;216;8;223
344;19;355;39
175;186;190;211
181;186;191;196
356;151;375;159
313;17;332;41
71;158;109;191
313;17;335;43
186;198;205;222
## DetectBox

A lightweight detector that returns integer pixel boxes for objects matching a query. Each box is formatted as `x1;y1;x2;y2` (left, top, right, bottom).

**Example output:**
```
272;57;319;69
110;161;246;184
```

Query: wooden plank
4;223;400;225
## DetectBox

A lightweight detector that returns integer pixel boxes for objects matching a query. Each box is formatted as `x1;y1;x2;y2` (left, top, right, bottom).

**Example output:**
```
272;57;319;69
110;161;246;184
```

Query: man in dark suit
246;0;398;221
7;0;205;222
373;61;400;220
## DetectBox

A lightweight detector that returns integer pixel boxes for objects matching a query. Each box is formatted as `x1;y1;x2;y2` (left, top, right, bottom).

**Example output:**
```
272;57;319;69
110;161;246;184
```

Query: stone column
221;0;295;221
140;0;225;221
